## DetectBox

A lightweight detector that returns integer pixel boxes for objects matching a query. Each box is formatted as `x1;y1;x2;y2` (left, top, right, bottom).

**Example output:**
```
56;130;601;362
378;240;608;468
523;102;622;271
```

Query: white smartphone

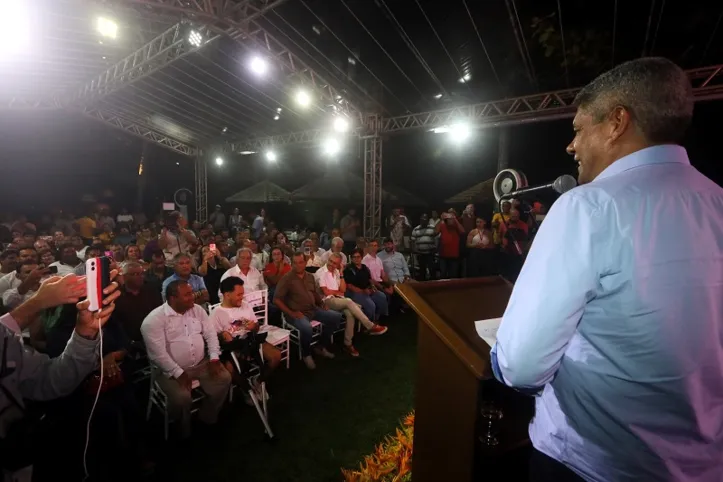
86;257;111;312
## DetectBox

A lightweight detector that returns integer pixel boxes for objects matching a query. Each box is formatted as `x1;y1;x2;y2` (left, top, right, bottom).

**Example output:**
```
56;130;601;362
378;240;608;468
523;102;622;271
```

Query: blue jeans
347;291;388;322
287;308;342;357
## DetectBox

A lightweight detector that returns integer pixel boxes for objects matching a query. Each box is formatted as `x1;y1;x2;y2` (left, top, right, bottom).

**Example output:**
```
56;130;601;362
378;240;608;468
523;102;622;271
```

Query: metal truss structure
228;128;324;152
362;115;383;239
0;97;62;110
82;107;199;156
195;156;208;223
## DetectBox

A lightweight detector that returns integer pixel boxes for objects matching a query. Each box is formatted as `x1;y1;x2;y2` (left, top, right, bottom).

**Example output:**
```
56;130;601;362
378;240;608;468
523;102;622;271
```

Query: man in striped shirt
410;214;437;281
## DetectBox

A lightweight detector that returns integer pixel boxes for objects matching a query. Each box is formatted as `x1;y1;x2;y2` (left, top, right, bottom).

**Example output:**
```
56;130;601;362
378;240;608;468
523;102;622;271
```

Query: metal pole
362;114;383;240
497;127;510;171
195;156;208;223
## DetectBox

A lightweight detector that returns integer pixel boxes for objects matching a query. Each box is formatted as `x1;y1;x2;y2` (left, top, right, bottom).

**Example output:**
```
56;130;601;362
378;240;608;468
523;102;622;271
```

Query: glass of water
479;401;504;447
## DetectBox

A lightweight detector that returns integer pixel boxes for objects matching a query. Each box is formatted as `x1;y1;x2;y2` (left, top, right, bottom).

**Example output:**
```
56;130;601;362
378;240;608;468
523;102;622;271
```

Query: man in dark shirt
144;249;174;292
114;262;163;342
344;248;388;322
274;252;341;370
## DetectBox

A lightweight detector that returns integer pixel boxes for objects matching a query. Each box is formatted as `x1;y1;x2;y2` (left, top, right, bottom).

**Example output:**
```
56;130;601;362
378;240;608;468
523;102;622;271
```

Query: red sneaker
344;345;360;357
368;324;388;335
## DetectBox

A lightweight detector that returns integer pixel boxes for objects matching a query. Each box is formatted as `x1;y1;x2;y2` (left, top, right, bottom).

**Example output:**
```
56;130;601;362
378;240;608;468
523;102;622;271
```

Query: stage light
265;150;277;162
322;138;341;156
176;162;180;166
433;93;443;99
448;122;471;143
276;107;282;113
295;89;311;107
239;151;257;155
96;17;118;39
215;156;224;166
221;126;228;133
249;56;268;76
273;115;280;121
458;73;472;83
333;116;349;133
188;30;203;48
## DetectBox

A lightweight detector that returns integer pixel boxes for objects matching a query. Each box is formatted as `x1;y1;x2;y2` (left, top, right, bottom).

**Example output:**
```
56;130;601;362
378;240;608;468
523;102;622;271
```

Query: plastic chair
281;313;322;360
145;366;206;441
245;289;291;369
227;348;274;439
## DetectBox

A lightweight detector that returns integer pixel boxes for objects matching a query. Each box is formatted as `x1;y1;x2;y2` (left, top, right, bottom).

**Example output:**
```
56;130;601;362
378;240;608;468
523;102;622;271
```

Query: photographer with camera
209;277;281;402
0;272;121;474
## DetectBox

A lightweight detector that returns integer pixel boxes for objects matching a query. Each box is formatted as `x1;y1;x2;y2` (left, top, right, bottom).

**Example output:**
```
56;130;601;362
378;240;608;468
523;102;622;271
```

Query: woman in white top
466;218;497;277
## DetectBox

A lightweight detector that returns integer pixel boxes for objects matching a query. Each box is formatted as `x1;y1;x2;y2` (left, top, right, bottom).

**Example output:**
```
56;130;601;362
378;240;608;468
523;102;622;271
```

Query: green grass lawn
150;312;418;482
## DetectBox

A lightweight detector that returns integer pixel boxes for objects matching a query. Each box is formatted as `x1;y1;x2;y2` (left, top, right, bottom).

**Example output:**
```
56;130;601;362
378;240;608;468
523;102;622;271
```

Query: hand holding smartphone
86;257;112;312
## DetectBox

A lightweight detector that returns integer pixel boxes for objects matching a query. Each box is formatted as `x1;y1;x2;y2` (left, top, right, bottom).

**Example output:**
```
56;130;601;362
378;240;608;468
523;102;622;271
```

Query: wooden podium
396;277;534;482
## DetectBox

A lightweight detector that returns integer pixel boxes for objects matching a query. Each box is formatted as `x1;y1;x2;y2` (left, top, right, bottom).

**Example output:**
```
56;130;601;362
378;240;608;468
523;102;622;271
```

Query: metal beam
226;128;323;152
63;23;215;106
363;115;382;240
0;97;62;110
195;156;208;222
116;0;362;120
81;107;199;156
379;64;723;134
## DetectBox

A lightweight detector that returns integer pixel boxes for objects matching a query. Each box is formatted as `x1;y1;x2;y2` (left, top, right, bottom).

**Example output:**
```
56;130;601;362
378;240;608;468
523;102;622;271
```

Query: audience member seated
123;244;143;267
145;248;174;290
49;243;83;275
274;252;341;370
220;248;267;300
303;238;324;269
344;249;388;322
0;248;35;296
209;277;281;402
111;262;163;344
158;211;198;263
141;280;231;439
245;239;268;271
363;239;394;299
317;253;387;357
38;247;55;267
161;253;209;304
263;247;291;299
2;260;48;309
198;245;231;305
0;249;18;277
73;245;103;275
378;237;411;284
321;236;347;266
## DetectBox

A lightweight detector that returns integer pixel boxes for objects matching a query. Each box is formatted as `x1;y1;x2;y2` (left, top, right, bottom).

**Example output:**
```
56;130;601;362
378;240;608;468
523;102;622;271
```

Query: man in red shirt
435;211;465;278
499;209;529;281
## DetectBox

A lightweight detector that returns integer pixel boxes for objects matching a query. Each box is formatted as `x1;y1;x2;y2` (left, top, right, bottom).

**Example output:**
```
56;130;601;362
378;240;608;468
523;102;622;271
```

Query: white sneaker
303;356;316;370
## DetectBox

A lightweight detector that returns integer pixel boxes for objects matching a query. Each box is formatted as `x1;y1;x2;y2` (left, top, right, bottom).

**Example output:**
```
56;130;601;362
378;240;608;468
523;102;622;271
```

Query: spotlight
221;126;228;133
96;17;118;39
458;73;472;83
273;115;280;121
239;151;257;155
249;56;268;76
215;156;224;166
276;107;282;113
433;93;443;99
265;150;277;162
333;116;349;133
176;162;180;166
448;122;471;143
188;30;203;48
295;89;311;107
322;138;341;156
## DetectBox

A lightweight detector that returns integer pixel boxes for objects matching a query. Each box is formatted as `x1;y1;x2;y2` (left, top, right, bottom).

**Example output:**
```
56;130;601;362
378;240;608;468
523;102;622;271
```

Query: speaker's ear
493;169;528;202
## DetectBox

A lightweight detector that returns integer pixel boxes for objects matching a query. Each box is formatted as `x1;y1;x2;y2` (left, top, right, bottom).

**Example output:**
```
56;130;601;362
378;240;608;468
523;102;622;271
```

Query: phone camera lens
91;267;95;271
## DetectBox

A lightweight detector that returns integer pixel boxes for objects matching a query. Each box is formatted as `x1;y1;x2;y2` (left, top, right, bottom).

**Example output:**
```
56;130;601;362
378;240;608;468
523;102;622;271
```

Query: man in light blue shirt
492;57;723;482
378;238;411;283
161;253;209;304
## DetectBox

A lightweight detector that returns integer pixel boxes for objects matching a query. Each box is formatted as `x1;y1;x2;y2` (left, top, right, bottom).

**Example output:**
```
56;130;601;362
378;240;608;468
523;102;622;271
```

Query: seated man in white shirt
209;277;281;398
49;243;83;276
320;237;347;266
2;260;49;309
141;280;231;439
317;253;388;357
219;248;267;300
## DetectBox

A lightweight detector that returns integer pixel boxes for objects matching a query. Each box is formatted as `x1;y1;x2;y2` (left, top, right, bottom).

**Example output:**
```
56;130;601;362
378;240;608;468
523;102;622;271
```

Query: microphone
499;174;577;201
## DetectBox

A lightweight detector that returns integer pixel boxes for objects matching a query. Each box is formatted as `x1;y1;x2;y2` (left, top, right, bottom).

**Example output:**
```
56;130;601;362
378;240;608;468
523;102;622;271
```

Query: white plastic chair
145;367;206;441
228;348;273;439
245;289;291;369
281;313;322;360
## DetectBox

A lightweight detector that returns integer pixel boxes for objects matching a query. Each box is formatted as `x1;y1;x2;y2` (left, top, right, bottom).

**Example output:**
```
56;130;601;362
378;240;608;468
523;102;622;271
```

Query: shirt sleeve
198;307;220;361
401;255;410;277
2;288;25;310
141;311;183;379
274;274;289;300
491;191;605;389
194;275;207;292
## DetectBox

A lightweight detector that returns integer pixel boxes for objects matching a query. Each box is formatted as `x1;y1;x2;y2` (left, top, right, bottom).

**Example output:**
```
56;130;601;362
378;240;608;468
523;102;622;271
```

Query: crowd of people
0;199;544;481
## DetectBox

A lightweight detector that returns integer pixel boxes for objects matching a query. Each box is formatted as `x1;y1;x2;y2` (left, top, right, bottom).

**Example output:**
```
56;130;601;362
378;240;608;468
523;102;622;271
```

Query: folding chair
145;366;206;441
281;313;322;360
227;346;274;439
245;289;291;369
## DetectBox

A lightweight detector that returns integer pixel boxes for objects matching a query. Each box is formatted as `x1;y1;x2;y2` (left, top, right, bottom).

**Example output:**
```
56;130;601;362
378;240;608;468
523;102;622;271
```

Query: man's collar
595;144;689;182
163;302;189;316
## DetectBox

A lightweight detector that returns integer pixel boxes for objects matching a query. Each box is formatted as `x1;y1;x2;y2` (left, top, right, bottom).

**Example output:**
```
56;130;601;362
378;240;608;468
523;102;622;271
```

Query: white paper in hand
475;318;502;348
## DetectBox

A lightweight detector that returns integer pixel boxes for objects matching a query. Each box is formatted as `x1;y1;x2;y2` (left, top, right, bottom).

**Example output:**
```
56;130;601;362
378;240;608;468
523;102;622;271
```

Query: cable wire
641;0;656;56
504;0;535;84
461;0;501;88
338;0;428;106
650;0;666;55
376;0;447;98
556;0;570;87
412;0;473;95
268;9;395;113
701;6;723;63
510;0;537;83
